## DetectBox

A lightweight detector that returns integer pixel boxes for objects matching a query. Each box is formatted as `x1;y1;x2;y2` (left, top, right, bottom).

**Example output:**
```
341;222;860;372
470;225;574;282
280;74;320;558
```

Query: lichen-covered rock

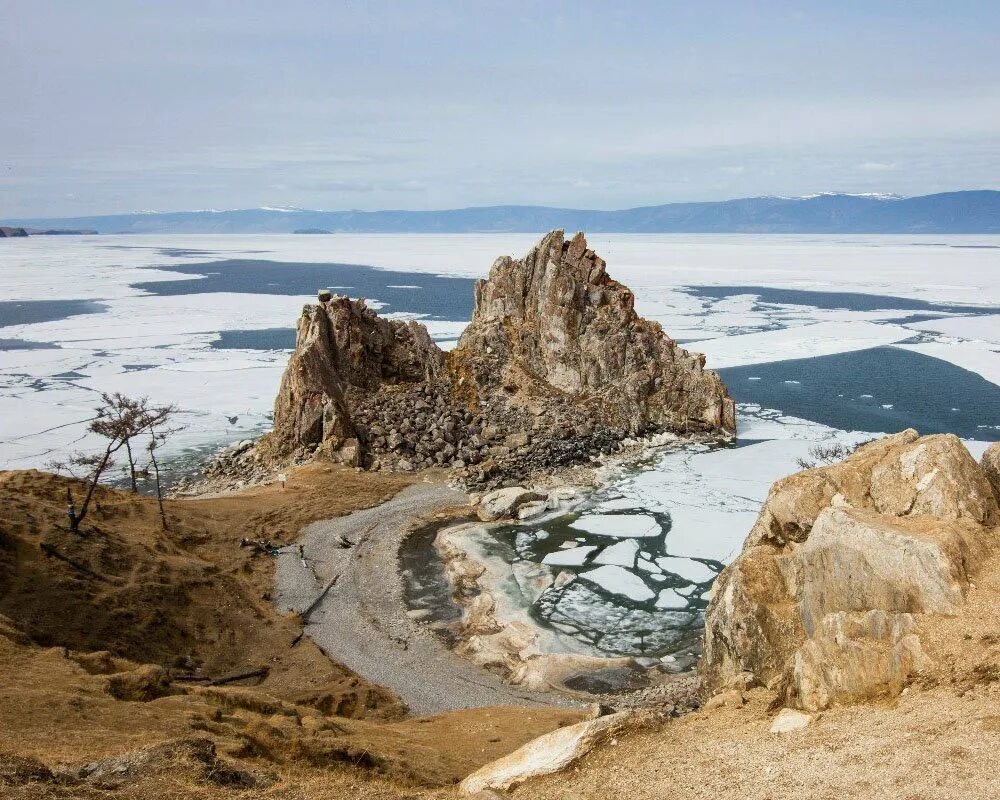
702;431;1000;711
450;230;735;436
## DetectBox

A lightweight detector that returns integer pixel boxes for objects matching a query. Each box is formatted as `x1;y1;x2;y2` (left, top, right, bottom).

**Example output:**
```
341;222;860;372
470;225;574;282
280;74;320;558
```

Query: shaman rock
702;430;1000;710
263;231;735;483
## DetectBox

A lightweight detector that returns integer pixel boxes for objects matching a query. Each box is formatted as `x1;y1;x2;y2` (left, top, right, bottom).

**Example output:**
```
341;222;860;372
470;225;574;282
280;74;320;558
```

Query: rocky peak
451;230;734;435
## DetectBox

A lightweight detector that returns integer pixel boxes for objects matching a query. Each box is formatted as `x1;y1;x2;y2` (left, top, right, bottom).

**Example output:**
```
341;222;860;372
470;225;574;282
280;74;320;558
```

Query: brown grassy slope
0;464;413;707
0;466;585;797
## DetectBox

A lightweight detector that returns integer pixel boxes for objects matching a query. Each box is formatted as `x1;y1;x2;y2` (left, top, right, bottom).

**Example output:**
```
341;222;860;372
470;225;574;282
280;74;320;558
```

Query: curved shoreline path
274;480;578;715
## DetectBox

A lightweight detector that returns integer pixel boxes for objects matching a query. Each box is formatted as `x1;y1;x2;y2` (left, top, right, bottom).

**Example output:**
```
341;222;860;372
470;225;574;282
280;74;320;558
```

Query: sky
2;0;999;217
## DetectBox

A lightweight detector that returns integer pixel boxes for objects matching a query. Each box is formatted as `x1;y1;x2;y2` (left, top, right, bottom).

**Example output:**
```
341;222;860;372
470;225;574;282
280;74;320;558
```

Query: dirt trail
275;479;581;715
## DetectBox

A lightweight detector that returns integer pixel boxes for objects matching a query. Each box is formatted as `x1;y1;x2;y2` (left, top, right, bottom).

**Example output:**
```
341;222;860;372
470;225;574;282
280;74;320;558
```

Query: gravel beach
274;479;580;715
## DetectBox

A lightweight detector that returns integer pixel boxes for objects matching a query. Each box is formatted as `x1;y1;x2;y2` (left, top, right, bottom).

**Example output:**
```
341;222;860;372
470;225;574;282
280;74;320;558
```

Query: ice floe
542;546;597;567
579;565;656;602
570;514;662;538
593;540;640;567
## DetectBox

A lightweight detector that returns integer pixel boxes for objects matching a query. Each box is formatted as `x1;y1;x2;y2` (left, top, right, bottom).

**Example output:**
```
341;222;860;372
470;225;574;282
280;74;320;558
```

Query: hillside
4;190;1000;234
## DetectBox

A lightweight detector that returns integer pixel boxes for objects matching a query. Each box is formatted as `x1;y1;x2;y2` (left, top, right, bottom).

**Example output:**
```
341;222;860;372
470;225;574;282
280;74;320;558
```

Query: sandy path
274;479;578;715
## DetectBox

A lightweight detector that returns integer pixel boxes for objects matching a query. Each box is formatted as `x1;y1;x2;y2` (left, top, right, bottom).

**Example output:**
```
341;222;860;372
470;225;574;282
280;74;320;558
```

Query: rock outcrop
702;430;1000;711
263;231;734;486
0;226;28;238
267;294;446;464
450;230;735;436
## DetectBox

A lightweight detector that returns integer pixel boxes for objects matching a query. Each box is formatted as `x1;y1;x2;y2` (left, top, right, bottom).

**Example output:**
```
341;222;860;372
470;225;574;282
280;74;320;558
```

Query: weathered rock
702;431;1000;711
258;231;734;486
982;441;1000;503
267;294;444;460
516;500;548;520
477;487;546;522
459;712;633;795
449;230;735;436
769;708;812;733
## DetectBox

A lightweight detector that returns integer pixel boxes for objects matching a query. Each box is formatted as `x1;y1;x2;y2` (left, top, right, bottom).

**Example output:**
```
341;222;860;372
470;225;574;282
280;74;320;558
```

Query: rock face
264;231;734;484
0;226;28;238
702;430;1000;710
268;294;446;463
450;230;735;436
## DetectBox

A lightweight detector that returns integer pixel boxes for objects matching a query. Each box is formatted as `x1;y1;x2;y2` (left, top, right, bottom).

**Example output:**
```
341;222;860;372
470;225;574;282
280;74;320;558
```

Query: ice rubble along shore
212;230;733;490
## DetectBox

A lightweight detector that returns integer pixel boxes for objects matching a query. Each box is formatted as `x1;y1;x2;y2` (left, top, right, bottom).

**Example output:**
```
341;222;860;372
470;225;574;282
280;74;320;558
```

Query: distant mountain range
4;191;999;234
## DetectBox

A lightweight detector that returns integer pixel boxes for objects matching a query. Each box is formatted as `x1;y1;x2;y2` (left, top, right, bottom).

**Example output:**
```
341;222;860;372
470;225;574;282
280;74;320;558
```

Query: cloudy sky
2;1;999;217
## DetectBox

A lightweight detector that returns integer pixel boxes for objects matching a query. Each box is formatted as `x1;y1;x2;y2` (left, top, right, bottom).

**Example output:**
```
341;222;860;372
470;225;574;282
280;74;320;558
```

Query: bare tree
50;393;180;533
143;408;181;530
795;438;876;470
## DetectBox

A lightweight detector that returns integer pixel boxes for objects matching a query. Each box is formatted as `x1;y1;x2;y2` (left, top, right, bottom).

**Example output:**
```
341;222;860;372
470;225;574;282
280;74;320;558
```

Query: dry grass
0;466;584;798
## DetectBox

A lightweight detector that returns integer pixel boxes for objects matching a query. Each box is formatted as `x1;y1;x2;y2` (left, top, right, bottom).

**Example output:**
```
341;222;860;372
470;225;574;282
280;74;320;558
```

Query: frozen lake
1;233;998;657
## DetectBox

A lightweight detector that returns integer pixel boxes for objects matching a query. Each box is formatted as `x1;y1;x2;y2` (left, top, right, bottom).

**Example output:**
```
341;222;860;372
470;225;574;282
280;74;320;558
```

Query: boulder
769;708;812;733
459;712;633;795
702;431;1000;711
477;487;547;522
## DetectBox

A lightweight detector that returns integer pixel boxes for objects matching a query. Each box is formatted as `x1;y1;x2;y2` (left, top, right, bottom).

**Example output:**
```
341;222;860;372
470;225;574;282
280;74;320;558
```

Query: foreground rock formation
262;231;733;487
702;432;1000;711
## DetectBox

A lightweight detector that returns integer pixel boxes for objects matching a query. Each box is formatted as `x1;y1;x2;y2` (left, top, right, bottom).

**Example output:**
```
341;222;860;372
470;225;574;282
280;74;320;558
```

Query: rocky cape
702;433;1000;711
236;230;733;490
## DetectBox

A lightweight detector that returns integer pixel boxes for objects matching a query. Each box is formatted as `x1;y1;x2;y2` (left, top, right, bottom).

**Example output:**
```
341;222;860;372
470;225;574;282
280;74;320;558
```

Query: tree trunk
150;448;168;530
125;439;138;492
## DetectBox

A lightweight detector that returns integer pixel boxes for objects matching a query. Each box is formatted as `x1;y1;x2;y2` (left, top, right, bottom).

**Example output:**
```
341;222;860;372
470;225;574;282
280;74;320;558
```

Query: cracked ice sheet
601;408;877;565
633;288;931;343
686;320;914;369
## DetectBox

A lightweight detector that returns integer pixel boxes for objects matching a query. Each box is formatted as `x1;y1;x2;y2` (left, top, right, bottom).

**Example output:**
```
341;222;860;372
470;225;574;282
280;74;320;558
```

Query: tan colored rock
268;294;444;458
449;230;735;436
769;708;812;733
459;711;633;795
262;231;735;484
476;487;546;522
982;441;1000;503
703;432;1000;711
704;689;745;710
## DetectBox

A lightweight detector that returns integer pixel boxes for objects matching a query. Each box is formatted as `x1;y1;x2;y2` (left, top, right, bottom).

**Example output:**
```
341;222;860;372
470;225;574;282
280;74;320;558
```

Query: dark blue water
212;328;297;351
721;346;1000;441
131;259;476;320
684;285;998;316
0;338;61;351
0;299;107;328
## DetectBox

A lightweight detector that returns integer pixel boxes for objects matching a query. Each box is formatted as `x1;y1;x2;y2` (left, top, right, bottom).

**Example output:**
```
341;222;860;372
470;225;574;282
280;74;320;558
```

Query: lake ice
1;233;998;657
